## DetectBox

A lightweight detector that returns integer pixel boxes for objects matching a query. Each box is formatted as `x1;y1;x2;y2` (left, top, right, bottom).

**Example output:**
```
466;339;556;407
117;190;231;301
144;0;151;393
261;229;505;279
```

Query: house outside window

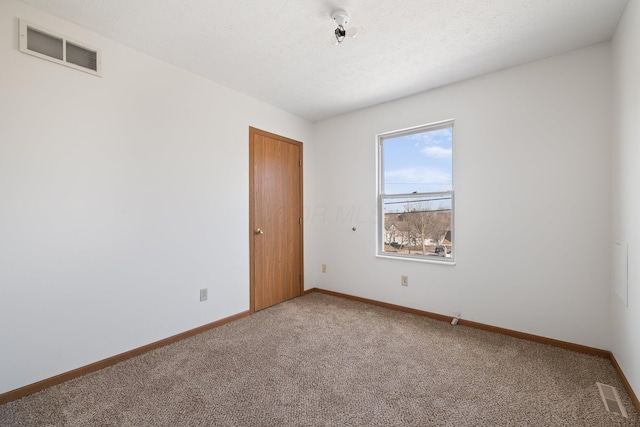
377;120;454;263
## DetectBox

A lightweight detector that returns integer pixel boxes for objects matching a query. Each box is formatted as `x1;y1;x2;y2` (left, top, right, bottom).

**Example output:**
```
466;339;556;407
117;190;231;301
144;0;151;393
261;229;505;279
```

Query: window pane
382;126;452;195
382;195;452;258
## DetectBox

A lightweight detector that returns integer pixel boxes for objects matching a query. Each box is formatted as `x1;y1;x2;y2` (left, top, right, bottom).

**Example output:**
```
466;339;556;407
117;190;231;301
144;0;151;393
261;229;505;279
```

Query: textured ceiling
19;0;629;121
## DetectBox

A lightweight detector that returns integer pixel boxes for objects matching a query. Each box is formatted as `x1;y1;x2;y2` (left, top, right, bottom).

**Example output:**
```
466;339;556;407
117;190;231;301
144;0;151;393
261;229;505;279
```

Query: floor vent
19;20;101;76
596;382;628;418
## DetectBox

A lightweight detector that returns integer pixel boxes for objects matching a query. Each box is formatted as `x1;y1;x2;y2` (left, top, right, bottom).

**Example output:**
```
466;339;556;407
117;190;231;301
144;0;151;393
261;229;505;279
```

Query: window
377;120;454;263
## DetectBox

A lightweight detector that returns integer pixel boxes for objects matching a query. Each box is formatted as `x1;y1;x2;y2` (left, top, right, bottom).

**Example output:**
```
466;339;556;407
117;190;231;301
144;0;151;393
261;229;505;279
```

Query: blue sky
383;126;453;195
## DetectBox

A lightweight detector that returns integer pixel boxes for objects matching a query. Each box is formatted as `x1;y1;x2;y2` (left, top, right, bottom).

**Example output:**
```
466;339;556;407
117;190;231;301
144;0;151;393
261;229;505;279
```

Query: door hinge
299;274;303;284
299;217;302;225
299;159;302;167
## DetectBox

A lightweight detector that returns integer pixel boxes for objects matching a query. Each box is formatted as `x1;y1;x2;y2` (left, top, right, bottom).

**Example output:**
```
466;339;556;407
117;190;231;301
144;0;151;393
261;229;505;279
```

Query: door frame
249;127;304;313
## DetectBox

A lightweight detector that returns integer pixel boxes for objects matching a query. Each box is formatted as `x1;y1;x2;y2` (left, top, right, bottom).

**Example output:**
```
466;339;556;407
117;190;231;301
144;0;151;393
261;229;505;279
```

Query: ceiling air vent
19;20;101;77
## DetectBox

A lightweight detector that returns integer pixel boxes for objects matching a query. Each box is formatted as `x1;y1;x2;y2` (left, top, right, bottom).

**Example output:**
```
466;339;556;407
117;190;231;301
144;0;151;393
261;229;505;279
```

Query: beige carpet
1;293;638;426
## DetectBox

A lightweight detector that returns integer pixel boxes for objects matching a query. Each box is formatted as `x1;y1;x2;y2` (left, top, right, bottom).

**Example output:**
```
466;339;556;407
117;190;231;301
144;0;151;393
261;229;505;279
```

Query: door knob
254;228;264;235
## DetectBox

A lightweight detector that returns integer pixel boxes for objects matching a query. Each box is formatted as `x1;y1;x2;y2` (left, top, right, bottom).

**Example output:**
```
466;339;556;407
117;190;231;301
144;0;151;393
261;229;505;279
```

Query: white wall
312;44;612;349
611;0;640;400
0;0;315;394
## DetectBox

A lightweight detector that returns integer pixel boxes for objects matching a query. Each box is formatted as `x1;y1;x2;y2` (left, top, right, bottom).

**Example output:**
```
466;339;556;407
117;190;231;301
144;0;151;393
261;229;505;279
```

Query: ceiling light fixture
331;9;358;45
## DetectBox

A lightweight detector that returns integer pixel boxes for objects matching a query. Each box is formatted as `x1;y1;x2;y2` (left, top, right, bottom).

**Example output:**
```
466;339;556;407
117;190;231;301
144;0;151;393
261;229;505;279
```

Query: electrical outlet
401;275;408;286
322;264;327;273
200;288;208;302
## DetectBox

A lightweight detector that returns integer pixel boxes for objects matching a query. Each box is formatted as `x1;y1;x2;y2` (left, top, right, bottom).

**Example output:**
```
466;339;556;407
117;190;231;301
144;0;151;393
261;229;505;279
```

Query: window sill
376;253;456;265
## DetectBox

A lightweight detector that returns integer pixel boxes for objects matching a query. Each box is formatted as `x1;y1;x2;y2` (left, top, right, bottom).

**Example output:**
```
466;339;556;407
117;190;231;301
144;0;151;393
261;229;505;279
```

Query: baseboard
455;318;610;359
610;353;640;414
312;288;453;323
0;310;250;405
309;288;610;358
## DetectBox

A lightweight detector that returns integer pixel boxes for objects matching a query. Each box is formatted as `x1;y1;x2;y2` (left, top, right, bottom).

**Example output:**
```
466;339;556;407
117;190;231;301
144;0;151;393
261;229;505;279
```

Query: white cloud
421;146;452;159
406;128;452;147
385;167;451;186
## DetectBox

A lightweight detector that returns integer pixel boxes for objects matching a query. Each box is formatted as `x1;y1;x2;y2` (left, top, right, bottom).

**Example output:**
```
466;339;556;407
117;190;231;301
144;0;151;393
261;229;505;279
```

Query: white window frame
376;119;455;264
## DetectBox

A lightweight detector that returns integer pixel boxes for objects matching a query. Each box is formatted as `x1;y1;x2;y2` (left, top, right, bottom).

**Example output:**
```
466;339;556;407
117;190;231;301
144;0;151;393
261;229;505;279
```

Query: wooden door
249;127;303;312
